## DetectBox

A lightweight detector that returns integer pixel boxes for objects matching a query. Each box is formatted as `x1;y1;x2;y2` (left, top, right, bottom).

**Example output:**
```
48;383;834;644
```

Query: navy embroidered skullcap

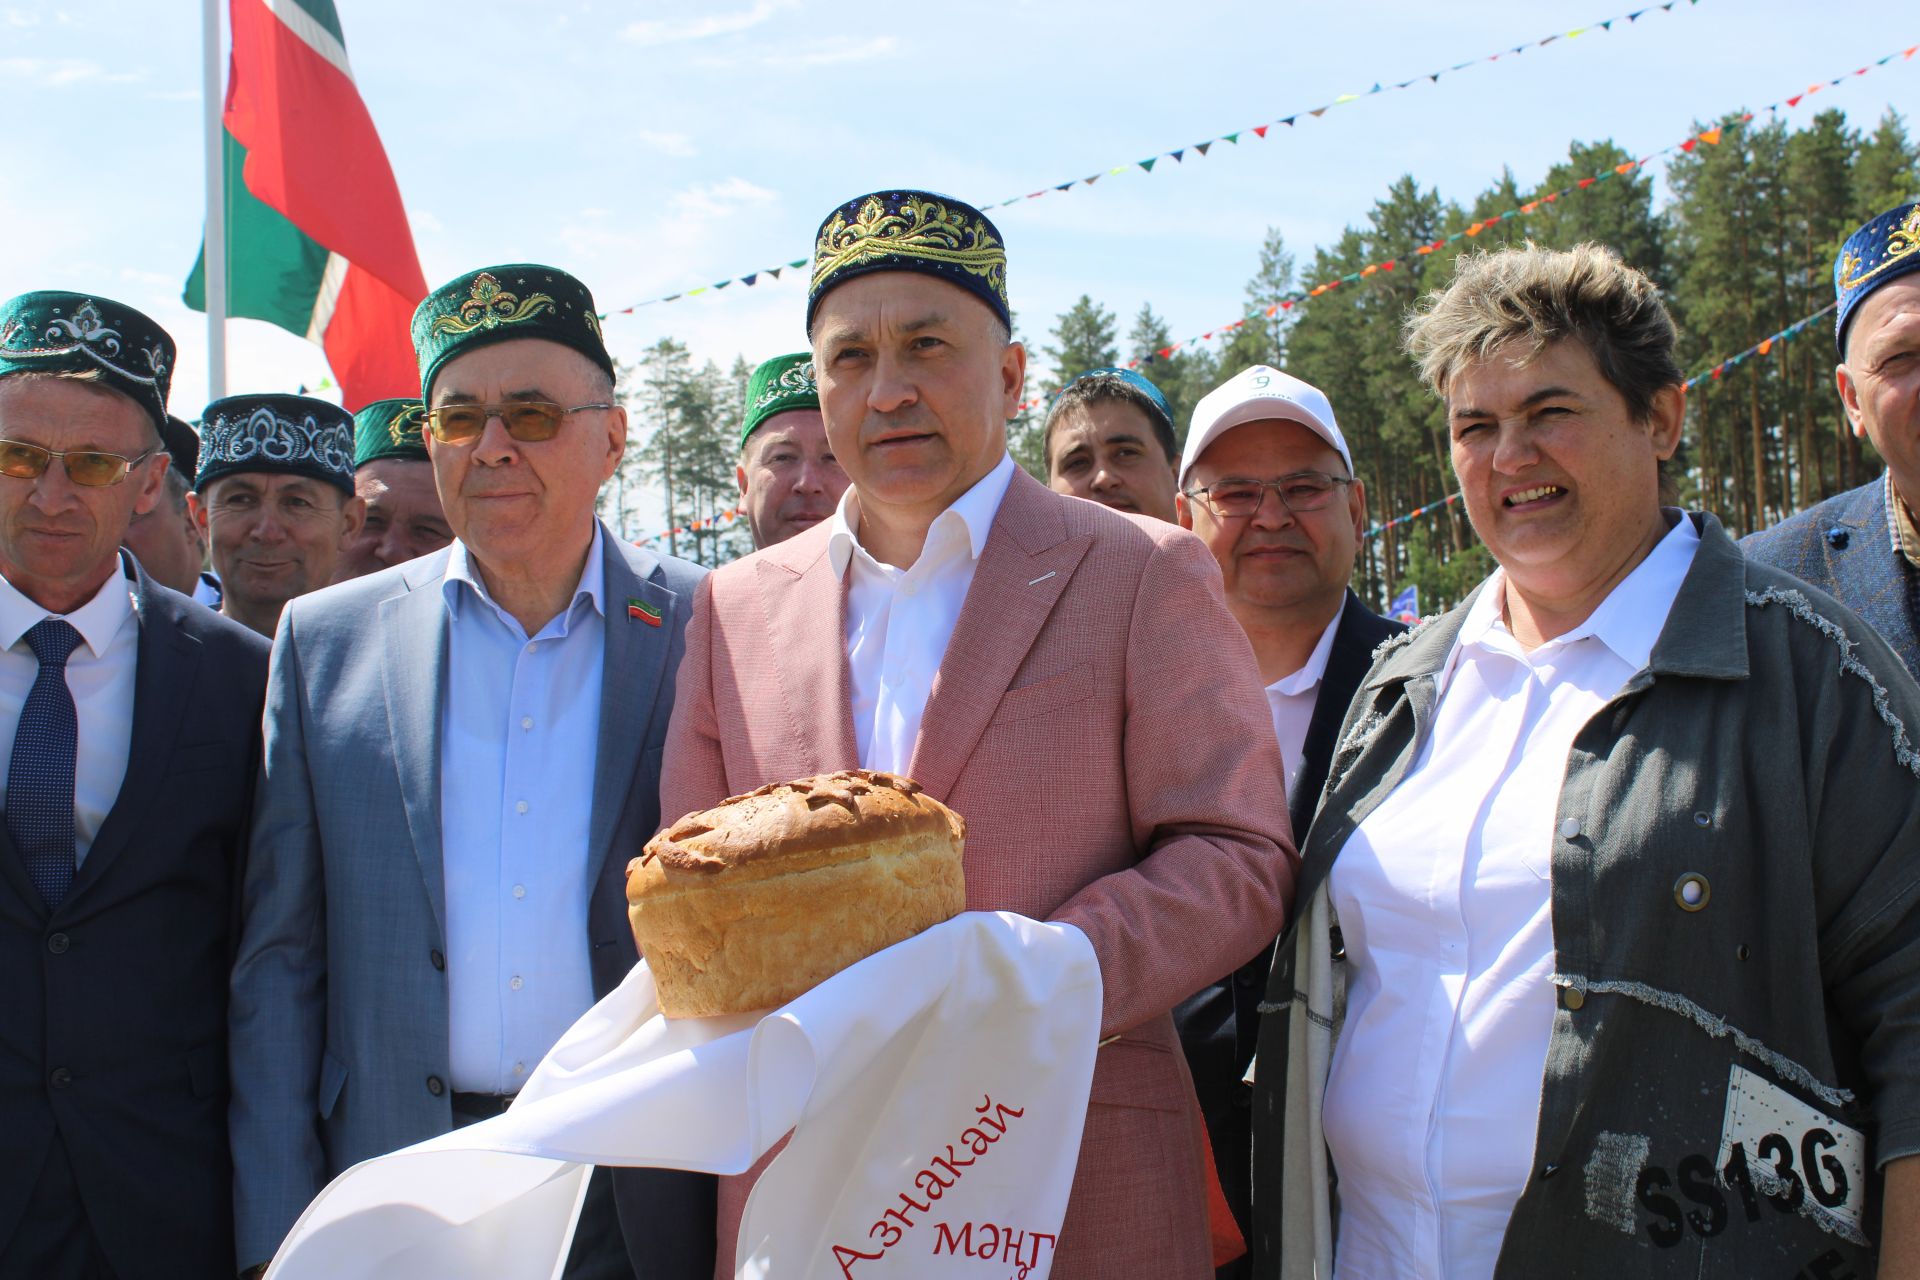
160;415;200;481
1835;200;1920;355
807;190;1009;336
196;394;355;496
0;291;174;430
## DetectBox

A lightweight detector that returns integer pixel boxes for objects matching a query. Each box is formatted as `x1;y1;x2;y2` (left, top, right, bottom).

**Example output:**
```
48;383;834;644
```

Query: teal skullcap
353;398;428;467
740;353;820;449
0;290;175;430
197;393;355;496
411;265;613;401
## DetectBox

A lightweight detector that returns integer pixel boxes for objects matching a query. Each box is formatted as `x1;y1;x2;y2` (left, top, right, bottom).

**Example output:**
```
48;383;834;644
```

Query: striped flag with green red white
185;0;427;410
628;599;663;627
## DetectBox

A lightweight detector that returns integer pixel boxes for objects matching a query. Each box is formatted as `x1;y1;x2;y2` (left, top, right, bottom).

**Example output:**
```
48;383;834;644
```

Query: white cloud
788;35;896;67
669;177;778;219
4;9;39;27
691;34;898;70
634;129;698;158
619;1;793;48
0;57;142;87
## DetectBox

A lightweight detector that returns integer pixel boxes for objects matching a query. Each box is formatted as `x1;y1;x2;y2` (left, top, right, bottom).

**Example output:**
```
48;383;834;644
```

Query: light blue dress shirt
440;524;606;1095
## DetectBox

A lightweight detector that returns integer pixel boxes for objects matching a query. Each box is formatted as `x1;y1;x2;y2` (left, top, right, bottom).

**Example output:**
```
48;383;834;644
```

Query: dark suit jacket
0;560;268;1279
1741;476;1920;676
1171;590;1404;1265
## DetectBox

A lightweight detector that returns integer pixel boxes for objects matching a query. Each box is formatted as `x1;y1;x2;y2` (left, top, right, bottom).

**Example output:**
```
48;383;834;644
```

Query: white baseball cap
1179;365;1352;489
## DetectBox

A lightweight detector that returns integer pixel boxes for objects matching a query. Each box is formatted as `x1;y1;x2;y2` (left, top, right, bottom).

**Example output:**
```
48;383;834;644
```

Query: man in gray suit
229;265;710;1279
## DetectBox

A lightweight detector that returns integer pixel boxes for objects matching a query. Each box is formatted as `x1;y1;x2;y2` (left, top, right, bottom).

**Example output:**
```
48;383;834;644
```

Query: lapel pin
1028;570;1057;587
627;598;663;627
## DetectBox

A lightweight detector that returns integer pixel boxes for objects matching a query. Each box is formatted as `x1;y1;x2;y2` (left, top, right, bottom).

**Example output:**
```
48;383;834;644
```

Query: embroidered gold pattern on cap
1839;205;1920;293
811;195;1006;300
431;272;556;335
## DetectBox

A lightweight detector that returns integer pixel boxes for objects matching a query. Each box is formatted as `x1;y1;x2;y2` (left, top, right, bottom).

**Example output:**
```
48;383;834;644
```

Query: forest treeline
604;107;1920;611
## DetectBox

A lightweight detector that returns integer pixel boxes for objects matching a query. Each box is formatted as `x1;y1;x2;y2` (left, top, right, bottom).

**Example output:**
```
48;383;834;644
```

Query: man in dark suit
1170;365;1404;1274
1744;200;1920;675
0;291;268;1278
229;265;710;1280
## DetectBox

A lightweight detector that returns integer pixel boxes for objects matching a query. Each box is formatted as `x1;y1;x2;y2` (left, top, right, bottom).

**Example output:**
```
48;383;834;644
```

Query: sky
2;0;1915;536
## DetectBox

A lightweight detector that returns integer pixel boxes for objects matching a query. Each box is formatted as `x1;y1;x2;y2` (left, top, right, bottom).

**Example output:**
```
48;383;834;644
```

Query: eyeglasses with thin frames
1183;470;1354;520
0;438;156;487
423;401;615;446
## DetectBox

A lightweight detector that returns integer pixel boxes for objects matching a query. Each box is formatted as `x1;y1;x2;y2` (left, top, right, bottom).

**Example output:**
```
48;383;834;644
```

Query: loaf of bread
628;770;966;1018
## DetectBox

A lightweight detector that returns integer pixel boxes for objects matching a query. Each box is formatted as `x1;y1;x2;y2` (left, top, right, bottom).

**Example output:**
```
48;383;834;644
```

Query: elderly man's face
1447;338;1681;608
426;338;624;571
194;472;362;620
0;376;166;610
123;471;206;595
812;273;1023;522
1047;399;1178;522
737;409;847;548
1839;276;1920;496
336;458;452;580
1177;420;1363;615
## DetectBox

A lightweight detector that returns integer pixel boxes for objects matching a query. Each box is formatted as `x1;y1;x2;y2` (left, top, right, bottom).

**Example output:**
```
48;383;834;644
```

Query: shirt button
1558;817;1581;840
513;884;526;899
513;1061;527;1076
526;641;540;653
46;932;69;955
50;1066;73;1090
521;716;534;730
516;800;529;814
510;976;524;991
426;1075;445;1097
1561;987;1586;1011
430;948;446;971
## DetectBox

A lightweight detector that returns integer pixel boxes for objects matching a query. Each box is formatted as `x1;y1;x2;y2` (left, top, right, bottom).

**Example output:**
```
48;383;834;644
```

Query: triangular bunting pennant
1253;125;1269;138
767;268;782;280
1195;142;1212;156
1310;107;1328;118
1170;150;1184;163
742;274;757;287
1140;158;1156;172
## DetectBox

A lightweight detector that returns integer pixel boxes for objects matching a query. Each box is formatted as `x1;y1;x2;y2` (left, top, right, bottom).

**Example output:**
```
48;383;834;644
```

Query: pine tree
1853;109;1920;217
1536;140;1666;284
1127;303;1218;448
1042;295;1119;395
1218;227;1297;371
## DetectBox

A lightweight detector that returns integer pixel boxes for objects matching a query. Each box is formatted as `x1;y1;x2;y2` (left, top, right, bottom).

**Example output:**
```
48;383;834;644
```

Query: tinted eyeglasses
0;437;156;487
1184;470;1354;519
422;400;615;446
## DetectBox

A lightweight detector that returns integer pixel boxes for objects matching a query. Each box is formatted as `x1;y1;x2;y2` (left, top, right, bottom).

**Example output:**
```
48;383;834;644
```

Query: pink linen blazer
661;468;1297;1279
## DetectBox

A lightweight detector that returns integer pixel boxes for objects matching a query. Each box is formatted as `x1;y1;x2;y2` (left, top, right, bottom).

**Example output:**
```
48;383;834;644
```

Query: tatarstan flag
185;0;427;410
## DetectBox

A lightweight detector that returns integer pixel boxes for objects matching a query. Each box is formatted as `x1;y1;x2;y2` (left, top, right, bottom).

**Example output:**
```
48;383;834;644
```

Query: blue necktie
6;619;83;908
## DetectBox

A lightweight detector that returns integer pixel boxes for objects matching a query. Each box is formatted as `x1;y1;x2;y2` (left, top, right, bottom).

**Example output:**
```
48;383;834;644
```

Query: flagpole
202;0;227;401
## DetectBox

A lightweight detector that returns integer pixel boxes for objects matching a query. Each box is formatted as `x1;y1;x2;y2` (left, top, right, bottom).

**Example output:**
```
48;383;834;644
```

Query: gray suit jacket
228;529;705;1268
1741;476;1920;676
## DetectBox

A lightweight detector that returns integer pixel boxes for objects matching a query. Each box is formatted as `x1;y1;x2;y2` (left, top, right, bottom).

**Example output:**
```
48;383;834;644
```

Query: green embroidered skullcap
807;190;1009;337
197;393;355;496
411;264;613;401
740;353;820;450
353;397;428;467
0;290;175;430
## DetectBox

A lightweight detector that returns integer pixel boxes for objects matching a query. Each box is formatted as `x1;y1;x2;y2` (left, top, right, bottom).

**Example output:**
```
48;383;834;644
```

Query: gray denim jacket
1250;512;1920;1279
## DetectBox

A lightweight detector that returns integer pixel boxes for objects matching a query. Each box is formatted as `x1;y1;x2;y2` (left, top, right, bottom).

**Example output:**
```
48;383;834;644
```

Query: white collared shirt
0;557;140;865
828;453;1018;775
1322;516;1700;1280
1266;607;1343;800
439;524;607;1095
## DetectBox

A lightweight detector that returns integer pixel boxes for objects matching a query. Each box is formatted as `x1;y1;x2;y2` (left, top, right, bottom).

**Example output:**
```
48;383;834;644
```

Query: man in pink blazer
657;189;1297;1278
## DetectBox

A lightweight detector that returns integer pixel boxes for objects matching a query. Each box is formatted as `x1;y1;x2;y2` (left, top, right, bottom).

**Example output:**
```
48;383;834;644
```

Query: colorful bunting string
604;0;1709;316
1112;43;1915;377
1357;297;1846;547
637;506;745;547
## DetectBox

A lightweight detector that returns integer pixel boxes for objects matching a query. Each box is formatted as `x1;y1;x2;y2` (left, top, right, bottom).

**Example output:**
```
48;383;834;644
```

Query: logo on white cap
1179;365;1352;488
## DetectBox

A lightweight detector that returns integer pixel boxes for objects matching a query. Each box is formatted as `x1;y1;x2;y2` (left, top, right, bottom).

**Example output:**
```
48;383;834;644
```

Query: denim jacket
1250;512;1920;1279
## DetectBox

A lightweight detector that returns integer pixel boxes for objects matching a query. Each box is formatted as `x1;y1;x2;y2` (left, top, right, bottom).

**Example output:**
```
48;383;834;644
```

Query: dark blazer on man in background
1741;475;1920;676
0;560;269;1279
1172;588;1404;1275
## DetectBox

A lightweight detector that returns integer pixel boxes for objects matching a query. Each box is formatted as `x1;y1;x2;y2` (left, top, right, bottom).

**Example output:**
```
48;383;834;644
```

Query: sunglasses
0;437;155;487
423;400;615;446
